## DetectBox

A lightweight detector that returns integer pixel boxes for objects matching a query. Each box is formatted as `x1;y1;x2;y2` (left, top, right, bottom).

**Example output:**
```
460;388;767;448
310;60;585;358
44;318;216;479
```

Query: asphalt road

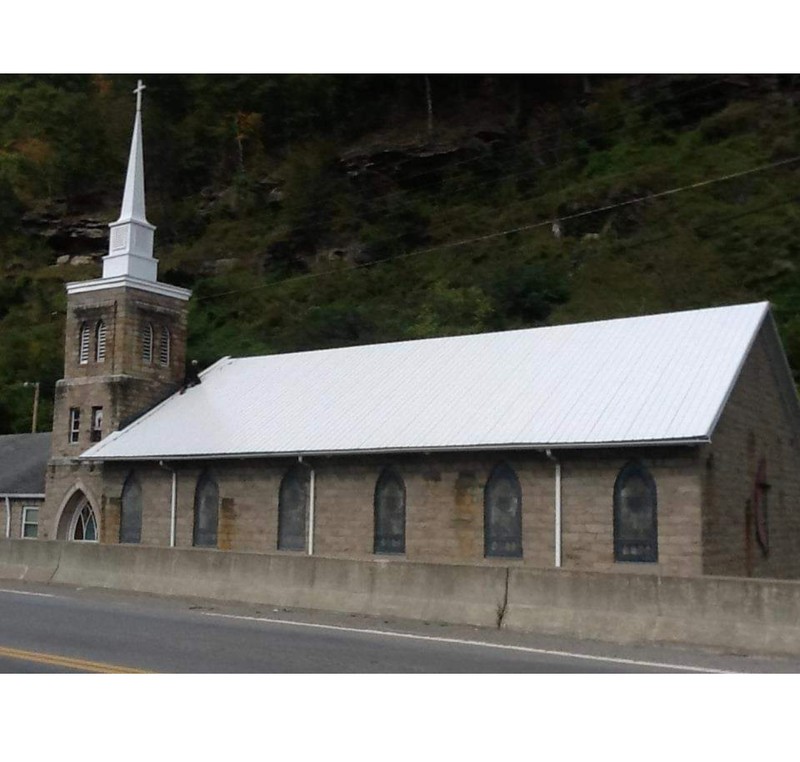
0;582;797;673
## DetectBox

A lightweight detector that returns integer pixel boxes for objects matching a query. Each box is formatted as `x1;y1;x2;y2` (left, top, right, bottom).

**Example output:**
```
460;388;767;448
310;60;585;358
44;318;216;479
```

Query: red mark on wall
753;458;769;556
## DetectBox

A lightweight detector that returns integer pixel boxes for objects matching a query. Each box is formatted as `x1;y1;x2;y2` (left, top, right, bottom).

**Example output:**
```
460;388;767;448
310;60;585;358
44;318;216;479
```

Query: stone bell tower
42;80;192;541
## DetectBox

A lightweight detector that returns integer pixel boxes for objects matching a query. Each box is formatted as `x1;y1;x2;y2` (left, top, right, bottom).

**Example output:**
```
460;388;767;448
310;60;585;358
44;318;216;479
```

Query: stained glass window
278;465;309;551
73;500;97;542
374;468;406;554
484;463;522;558
120;473;143;544
193;471;219;548
614;461;658;562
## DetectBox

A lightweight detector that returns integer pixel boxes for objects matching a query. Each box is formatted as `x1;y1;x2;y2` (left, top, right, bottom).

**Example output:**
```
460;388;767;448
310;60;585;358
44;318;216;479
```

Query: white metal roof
82;301;775;460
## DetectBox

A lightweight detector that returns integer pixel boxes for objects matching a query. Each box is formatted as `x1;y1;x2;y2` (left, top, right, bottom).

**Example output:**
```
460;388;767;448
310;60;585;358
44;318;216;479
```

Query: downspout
545;449;562;568
4;496;10;539
158;461;177;548
299;455;315;556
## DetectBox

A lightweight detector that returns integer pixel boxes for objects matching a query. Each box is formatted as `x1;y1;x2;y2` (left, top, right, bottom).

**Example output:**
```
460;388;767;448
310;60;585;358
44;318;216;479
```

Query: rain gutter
79;436;710;463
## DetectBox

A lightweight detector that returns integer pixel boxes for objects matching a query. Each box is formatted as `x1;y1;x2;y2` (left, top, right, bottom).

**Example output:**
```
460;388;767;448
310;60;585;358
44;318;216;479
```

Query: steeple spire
118;80;149;225
102;78;158;282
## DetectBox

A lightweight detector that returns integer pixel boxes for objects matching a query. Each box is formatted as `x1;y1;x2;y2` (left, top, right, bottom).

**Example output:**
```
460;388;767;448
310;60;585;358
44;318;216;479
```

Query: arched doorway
56;489;100;542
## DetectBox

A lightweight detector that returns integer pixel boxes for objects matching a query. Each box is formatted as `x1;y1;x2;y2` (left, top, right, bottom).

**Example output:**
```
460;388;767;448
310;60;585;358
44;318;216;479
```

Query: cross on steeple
103;76;155;281
133;79;146;112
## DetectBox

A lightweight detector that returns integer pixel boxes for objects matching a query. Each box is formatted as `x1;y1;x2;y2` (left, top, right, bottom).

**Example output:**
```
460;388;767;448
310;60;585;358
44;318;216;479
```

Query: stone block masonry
94;446;704;576
703;321;800;579
44;281;189;540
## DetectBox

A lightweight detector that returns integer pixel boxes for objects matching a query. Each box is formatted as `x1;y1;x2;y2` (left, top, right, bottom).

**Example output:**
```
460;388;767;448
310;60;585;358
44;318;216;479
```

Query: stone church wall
96;446;703;576
559;449;702;576
53;284;188;461
702;321;800;578
62;285;187;385
40;458;107;541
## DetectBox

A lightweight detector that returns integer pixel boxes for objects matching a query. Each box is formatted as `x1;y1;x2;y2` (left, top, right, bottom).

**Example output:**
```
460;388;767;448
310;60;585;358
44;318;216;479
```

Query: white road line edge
199;612;733;673
0;588;55;598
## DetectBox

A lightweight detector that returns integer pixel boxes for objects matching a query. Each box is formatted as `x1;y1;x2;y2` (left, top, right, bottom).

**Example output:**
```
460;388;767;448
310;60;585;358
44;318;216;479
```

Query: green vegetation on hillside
1;74;799;433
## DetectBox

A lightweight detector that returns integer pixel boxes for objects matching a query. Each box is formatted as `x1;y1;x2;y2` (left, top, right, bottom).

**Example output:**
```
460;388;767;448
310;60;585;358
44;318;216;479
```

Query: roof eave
79;436;711;463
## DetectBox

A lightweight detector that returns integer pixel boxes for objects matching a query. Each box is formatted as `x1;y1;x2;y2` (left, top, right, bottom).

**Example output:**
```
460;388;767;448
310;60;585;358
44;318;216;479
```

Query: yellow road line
0;645;150;674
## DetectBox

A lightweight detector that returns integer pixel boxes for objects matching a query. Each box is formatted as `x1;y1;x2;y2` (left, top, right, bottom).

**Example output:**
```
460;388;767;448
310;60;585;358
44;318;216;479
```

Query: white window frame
21;506;39;539
90;406;103;442
69;407;80;444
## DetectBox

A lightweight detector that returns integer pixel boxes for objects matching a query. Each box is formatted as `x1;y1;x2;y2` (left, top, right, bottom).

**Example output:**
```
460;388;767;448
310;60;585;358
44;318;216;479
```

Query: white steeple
102;79;158;282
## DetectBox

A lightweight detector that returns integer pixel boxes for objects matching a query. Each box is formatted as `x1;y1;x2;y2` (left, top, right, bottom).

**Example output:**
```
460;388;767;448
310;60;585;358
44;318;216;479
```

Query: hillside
1;73;799;434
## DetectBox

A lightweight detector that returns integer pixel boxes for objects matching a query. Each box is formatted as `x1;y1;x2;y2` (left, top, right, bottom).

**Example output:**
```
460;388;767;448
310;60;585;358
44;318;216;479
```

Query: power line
3;162;797;395
346;76;729;196
576;194;800;267
359;101;800;252
267;78;736;233
195;154;800;303
227;83;787;270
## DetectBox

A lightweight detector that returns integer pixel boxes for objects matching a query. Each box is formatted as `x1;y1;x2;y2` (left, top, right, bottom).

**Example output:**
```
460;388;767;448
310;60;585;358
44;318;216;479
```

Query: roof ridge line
222;301;770;364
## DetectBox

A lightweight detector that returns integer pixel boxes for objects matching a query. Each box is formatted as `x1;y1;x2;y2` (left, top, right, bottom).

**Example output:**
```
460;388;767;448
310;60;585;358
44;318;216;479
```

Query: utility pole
22;382;39;433
424;75;434;140
235;114;245;172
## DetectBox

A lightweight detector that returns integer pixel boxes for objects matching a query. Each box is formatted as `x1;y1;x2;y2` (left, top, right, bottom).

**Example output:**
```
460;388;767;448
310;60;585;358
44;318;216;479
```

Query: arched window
72;500;98;542
141;322;154;364
374;467;406;554
159;326;170;367
79;322;90;364
95;320;106;363
119;472;142;544
278;464;309;551
193;471;219;548
56;490;100;541
613;461;658;563
484;463;522;558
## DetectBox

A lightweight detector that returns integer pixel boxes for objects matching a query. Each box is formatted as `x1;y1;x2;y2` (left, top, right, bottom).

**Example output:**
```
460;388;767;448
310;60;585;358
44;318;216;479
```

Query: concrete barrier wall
2;539;800;655
0;539;62;583
504;567;800;655
0;540;507;629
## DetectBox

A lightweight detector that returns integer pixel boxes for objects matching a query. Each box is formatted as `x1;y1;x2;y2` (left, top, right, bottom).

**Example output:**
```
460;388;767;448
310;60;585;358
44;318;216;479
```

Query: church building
35;83;800;580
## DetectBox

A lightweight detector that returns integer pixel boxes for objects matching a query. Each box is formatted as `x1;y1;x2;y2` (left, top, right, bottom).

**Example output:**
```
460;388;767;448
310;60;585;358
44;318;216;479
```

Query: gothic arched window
193;471;219;548
278;464;309;551
613;461;658;563
73;500;98;542
79;322;90;365
119;472;142;544
95;320;107;363
374;467;406;554
142;322;154;364
484;463;522;558
159;326;170;367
